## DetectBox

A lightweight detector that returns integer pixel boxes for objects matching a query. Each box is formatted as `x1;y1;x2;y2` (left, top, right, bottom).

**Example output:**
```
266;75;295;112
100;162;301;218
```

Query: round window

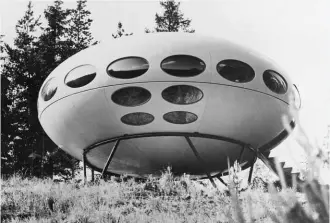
65;64;96;88
111;87;151;107
162;85;203;105
263;70;287;94
121;112;154;126
41;78;57;101
161;55;206;77
163;111;198;124
216;59;255;83
107;57;149;79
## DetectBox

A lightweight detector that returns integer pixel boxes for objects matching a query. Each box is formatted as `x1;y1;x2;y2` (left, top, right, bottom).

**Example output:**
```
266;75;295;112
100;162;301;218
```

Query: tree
38;0;71;71
146;0;194;33
1;1;42;176
67;0;94;54
112;22;133;39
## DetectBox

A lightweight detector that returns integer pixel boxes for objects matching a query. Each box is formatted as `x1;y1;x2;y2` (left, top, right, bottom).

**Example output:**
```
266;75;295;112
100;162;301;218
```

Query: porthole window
263;70;287;94
107;57;149;79
292;84;301;109
65;64;96;88
216;59;255;83
111;87;151;107
161;55;206;77
162;85;203;105
41;78;57;101
163;111;198;124
121;112;154;126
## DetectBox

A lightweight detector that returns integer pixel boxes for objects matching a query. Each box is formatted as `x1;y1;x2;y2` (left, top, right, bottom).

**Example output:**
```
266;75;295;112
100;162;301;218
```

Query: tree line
1;0;194;179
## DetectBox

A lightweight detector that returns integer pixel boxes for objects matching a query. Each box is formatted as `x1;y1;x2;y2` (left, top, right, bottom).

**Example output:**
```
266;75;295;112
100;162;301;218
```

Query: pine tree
67;0;94;54
1;34;15;176
112;22;133;39
146;0;194;33
1;1;43;176
38;0;71;71
2;0;96;179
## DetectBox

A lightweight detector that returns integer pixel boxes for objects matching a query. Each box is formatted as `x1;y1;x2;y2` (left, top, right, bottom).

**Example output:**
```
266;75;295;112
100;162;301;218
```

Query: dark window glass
216;59;255;83
65;65;96;88
293;84;301;109
162;85;203;105
107;57;149;79
161;55;206;77
111;87;151;107
263;70;287;94
41;78;57;101
163;111;198;124
121;112;154;126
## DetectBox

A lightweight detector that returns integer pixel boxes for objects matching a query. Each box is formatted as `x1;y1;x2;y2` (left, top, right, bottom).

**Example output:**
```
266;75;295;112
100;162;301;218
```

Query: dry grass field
1;163;329;223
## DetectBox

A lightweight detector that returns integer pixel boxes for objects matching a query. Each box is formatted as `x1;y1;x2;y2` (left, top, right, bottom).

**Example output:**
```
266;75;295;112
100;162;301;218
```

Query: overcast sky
1;0;329;165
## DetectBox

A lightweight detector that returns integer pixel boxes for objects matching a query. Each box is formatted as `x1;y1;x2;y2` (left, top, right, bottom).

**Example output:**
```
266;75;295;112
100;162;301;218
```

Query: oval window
292;84;301;109
107;57;149;79
263;70;287;94
217;60;255;83
41;78;57;101
121;112;154;126
162;85;203;105
163;111;198;124
111;87;151;107
65;64;96;88
161;55;206;77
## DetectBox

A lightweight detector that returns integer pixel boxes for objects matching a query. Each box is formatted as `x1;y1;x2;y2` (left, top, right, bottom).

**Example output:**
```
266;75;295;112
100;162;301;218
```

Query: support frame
81;121;295;184
83;132;257;179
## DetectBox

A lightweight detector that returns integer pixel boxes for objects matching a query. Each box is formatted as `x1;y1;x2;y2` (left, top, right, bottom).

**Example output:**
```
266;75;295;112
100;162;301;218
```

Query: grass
1;165;328;223
1;107;329;222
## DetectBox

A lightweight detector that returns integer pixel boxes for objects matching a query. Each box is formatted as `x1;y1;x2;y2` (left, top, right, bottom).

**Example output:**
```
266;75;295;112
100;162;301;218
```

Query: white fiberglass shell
38;32;296;177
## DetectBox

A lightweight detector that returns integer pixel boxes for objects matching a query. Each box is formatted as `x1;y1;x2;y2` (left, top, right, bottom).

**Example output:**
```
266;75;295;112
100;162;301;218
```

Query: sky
1;0;329;173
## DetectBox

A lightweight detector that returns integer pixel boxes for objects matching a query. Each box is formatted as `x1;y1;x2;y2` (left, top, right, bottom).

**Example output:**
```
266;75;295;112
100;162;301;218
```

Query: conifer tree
146;0;194;33
67;0;94;54
38;0;70;71
1;0;97;179
112;22;133;39
1;1;42;176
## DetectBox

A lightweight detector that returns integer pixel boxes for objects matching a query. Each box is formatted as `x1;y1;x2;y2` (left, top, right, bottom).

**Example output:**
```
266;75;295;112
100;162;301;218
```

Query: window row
121;111;198;126
41;55;288;101
111;85;203;107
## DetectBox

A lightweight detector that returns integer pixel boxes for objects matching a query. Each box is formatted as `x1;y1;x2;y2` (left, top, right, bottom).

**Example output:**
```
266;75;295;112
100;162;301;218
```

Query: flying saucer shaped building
38;33;301;181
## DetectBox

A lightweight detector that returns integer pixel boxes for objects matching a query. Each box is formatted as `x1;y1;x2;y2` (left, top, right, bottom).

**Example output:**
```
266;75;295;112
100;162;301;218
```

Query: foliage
146;0;194;33
112;22;133;39
67;0;94;52
1;1;43;177
1;162;328;223
1;0;94;179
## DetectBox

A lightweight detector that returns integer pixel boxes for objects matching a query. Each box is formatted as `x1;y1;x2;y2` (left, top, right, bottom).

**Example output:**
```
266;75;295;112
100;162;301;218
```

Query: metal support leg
83;154;87;183
216;176;228;186
185;136;217;189
248;156;257;184
238;145;245;164
101;139;121;179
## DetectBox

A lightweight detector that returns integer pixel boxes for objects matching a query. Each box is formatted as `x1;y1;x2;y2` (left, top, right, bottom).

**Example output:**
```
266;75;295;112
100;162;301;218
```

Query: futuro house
38;33;301;182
